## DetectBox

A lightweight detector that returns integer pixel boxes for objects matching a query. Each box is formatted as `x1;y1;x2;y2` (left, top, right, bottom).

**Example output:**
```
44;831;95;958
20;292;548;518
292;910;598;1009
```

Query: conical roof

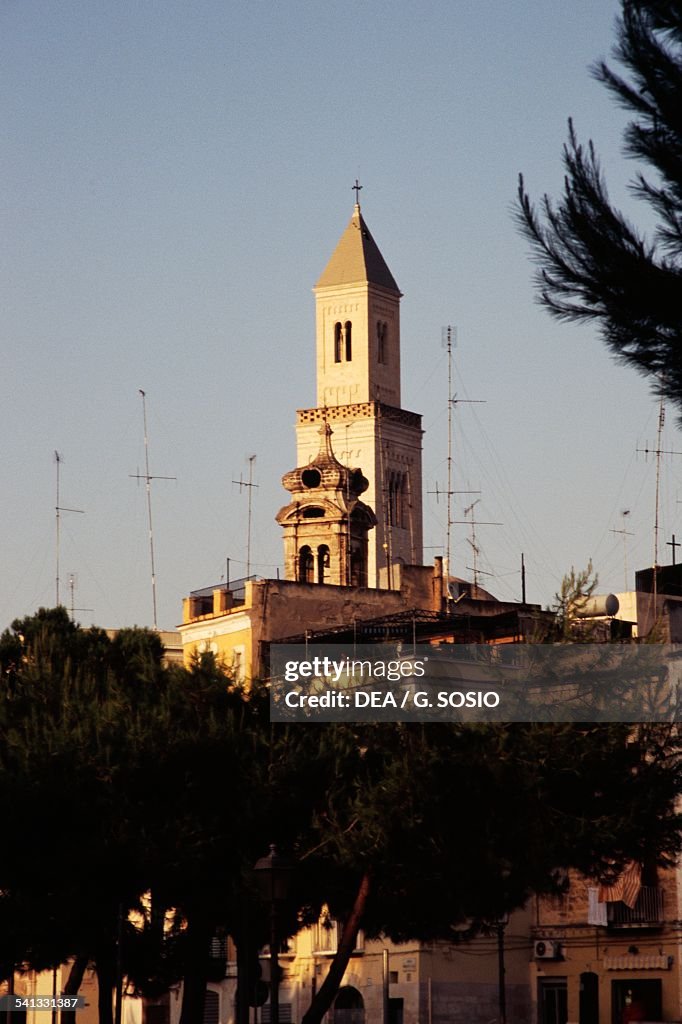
315;205;400;293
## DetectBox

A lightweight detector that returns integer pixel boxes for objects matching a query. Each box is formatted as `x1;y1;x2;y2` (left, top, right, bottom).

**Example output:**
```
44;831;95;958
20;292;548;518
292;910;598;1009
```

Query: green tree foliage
553;559;599;638
2;610;682;1024
517;1;682;412
297;717;682;1024
0;611;310;1024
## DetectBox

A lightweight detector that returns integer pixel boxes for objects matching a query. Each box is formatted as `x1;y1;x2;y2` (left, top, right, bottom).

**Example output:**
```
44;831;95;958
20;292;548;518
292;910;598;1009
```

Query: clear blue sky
3;0;677;631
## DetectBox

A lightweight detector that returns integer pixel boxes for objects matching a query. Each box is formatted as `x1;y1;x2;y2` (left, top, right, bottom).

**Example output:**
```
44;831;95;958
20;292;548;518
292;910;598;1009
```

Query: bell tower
314;200;402;408
276;423;377;587
293;194;423;589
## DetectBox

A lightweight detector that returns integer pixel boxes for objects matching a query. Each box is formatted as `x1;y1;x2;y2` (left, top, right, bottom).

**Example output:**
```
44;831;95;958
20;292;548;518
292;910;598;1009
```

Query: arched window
299;545;314;583
334;323;343;363
377;321;387;364
344;321;352;361
317;544;330;584
350;544;366;588
388;472;406;528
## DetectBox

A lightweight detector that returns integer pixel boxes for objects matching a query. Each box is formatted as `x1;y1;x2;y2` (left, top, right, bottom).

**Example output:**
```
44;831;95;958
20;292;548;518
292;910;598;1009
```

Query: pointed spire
315;203;401;293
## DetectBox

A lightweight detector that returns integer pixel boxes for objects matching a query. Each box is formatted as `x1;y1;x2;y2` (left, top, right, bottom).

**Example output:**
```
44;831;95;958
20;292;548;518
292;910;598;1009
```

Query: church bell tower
289;193;423;589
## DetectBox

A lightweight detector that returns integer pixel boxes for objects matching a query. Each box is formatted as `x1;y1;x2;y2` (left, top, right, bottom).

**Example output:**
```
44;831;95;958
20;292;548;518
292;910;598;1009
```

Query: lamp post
254;845;293;1024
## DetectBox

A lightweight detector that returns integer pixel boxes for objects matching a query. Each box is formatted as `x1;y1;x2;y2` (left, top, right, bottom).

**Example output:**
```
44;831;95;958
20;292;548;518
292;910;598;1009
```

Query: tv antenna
66;572;93;621
430;326;483;580
610;510;634;591
637;399;682;607
129;390;176;630
453;498;502;596
232;454;258;578
54;451;84;607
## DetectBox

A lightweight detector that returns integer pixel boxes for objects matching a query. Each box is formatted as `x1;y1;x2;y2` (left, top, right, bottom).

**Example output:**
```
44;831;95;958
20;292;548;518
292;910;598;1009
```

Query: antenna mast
66;572;93;621
445;326;454;578
637;400;682;612
129;390;176;630
654;400;665;573
432;327;483;585
54;451;84;606
453;499;502;597
233;455;258;578
610;510;633;592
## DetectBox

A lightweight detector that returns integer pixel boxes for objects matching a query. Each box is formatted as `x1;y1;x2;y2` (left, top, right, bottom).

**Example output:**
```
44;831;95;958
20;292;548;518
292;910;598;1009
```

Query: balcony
608;886;664;928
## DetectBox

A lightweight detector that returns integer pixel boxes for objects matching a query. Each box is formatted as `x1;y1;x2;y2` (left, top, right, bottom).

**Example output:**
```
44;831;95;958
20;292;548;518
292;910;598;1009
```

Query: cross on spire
352;178;363;205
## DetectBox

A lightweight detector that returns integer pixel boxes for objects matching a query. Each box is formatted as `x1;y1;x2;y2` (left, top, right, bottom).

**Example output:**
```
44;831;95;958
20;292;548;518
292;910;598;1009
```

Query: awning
603;954;671;970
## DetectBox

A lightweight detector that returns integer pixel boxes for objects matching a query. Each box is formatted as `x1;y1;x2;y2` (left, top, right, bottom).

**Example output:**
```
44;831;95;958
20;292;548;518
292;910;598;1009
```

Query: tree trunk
234;911;255;1024
61;956;88;1024
301;872;371;1024
178;911;213;1024
95;951;115;1024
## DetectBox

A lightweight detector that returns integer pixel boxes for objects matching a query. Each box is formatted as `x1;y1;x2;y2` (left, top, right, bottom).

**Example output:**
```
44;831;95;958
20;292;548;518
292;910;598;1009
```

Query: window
311;912;364;954
333;322;352;362
203;990;219;1024
261;1006;292;1024
231;646;245;683
301;468;321;488
388;472;407;528
299;546;314;583
611;980;661;1024
317;544;330;584
302;506;325;518
377;321;388;364
350;538;367;588
537;978;567;1024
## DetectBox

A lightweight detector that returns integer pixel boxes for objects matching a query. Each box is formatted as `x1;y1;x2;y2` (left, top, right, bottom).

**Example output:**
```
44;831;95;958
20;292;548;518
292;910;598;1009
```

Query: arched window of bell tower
317;544;331;584
388;472;407;528
299;545;314;583
344;321;352;361
377;321;388;364
334;323;343;363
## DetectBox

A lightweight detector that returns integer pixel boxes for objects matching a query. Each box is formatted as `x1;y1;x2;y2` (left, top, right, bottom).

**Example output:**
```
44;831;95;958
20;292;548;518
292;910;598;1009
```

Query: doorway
538;977;567;1024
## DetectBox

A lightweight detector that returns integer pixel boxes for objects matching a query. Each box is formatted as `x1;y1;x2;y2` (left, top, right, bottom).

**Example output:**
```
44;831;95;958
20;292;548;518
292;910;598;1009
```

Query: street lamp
254;845;294;1024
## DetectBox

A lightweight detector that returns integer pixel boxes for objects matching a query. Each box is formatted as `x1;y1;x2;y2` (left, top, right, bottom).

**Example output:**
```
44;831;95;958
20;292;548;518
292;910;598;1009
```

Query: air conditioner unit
534;939;561;960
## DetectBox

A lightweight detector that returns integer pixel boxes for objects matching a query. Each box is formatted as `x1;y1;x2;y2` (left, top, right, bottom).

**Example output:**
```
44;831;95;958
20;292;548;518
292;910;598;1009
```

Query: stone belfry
294;192;424;588
276;422;377;587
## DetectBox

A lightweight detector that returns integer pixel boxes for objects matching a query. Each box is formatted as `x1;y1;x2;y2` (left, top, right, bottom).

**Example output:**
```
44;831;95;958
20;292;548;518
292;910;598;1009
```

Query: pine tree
517;1;682;411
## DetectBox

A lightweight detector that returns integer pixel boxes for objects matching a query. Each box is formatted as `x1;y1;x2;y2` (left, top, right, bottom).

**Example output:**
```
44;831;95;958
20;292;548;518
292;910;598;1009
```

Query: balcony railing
608;886;664;927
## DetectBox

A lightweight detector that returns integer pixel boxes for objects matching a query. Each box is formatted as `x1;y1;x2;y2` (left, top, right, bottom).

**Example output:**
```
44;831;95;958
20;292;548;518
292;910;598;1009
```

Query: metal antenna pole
55;451;61;607
437;326;484;584
232;456;259;578
376;395;393;589
453;499;502;597
66;572;93;621
636;402;682;614
141;391;158;629
445;326;453;579
54;451;84;607
129;390;176;630
654;400;665;575
610;510;633;591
